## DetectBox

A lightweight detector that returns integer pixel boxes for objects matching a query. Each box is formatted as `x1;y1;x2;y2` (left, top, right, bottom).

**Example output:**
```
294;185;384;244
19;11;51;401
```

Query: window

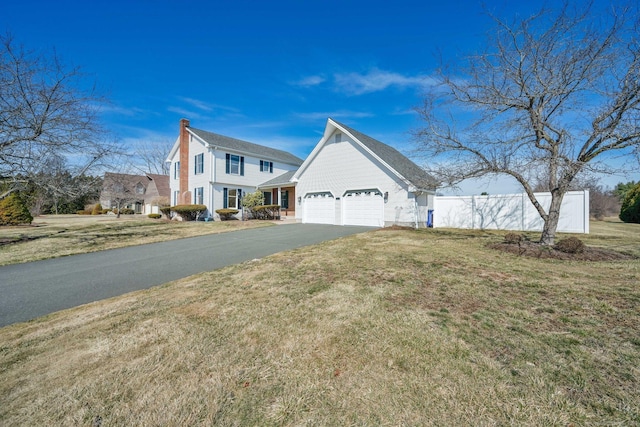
335;133;342;143
260;160;273;173
194;153;204;175
225;153;244;175
174;161;180;179
263;191;272;205
173;190;179;205
223;188;242;208
194;187;204;204
135;183;145;194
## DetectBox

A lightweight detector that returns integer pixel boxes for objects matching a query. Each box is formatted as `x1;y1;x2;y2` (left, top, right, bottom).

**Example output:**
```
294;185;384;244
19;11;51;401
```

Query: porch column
277;187;282;206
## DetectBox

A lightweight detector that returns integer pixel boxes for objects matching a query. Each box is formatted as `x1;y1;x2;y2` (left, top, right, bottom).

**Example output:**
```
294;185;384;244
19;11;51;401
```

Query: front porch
258;170;297;220
264;186;296;218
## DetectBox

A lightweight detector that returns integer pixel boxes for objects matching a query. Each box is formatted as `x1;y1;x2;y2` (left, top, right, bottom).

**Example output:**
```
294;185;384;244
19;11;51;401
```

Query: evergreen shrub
619;182;640;224
173;204;207;221
215;208;239;221
0;193;33;225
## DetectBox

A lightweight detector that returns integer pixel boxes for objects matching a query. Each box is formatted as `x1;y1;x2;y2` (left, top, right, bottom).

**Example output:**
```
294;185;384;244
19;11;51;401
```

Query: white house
286;118;437;227
166;119;303;219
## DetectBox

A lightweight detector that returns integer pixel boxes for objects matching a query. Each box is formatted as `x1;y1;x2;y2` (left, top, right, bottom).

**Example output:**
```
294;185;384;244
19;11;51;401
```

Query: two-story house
167;119;303;219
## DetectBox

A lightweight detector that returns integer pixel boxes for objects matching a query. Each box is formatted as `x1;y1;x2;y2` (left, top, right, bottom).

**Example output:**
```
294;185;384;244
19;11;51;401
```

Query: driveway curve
0;223;371;327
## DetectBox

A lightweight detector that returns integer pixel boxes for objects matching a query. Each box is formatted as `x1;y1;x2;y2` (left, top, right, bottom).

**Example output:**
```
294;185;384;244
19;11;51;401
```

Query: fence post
471;195;476;229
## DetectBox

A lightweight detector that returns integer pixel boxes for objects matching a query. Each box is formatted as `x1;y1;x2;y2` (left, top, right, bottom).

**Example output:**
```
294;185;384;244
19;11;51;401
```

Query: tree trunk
539;191;565;245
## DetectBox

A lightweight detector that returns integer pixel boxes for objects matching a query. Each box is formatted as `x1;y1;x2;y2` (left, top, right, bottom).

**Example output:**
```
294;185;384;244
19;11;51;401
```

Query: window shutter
238;189;242;206
240;156;244;176
225;154;230;174
270;162;273;173
223;188;228;208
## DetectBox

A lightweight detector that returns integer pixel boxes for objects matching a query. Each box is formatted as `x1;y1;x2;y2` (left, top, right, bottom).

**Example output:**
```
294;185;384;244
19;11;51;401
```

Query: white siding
189;136;209;207
295;131;423;226
212;148;297;186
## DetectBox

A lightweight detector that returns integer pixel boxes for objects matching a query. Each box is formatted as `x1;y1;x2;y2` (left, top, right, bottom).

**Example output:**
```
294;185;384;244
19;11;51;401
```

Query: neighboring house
288;118;437;227
100;172;170;214
166;119;304;219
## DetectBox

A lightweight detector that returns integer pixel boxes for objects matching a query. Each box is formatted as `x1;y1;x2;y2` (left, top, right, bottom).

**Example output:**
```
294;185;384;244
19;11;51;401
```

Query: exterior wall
295;131;426;226
433;190;589;233
211;148;296;185
188;137;210;206
169;146;180;206
210;184;258;220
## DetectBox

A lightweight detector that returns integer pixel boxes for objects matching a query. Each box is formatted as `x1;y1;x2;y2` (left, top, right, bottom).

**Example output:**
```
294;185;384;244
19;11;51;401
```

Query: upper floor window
135;183;145;195
260;160;273;173
334;133;342;143
225;153;244;176
194;153;204;175
174;161;180;179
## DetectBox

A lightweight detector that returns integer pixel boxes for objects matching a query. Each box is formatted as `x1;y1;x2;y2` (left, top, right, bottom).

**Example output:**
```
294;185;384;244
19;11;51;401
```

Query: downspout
414;191;421;229
209;146;215;218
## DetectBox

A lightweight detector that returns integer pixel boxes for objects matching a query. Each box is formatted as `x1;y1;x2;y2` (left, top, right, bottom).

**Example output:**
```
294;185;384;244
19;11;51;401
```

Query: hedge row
249;204;280;220
172;204;207;221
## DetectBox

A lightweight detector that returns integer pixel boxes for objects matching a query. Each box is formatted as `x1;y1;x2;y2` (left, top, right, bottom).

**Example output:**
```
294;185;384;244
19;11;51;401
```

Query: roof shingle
331;119;437;190
188;127;304;166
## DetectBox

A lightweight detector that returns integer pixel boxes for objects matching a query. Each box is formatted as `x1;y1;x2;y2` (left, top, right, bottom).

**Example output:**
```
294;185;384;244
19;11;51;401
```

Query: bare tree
100;172;142;218
414;3;640;245
133;139;173;176
0;33;115;184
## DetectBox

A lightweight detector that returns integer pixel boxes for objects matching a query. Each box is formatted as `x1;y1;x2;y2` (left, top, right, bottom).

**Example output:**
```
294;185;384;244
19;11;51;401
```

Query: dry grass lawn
0;220;638;425
0;214;273;266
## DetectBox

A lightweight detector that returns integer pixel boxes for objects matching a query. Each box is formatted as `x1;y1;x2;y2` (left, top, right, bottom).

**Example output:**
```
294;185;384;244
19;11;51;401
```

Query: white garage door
343;189;384;227
303;192;335;224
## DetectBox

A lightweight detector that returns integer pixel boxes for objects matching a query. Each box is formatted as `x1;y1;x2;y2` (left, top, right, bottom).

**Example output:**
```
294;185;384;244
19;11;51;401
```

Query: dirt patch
489;241;636;261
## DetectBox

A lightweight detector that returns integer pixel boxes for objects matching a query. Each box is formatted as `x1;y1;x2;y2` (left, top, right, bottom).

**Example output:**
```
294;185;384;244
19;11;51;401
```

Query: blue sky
3;0;636;193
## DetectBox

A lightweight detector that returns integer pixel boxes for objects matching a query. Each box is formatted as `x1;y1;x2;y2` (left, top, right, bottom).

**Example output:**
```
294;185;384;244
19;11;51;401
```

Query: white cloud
166;106;207;120
292;75;326;87
178;97;241;113
294;68;438;96
334;68;436;95
294;110;374;121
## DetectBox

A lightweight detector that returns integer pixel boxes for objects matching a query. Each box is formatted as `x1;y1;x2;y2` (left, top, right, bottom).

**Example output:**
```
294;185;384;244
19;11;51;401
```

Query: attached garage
342;189;384;227
303;192;335;224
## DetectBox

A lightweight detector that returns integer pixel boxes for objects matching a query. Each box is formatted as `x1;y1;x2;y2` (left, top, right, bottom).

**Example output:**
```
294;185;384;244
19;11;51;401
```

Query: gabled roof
147;174;170;199
102;172;171;201
294;118;436;191
259;170;297;188
188;127;304;166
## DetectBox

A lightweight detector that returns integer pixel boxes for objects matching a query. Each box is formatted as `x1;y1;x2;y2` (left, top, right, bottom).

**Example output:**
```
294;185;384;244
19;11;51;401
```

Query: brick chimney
179;118;191;204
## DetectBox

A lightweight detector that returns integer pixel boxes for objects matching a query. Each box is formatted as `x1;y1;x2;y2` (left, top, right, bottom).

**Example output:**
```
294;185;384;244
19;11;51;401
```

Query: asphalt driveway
0;223;371;327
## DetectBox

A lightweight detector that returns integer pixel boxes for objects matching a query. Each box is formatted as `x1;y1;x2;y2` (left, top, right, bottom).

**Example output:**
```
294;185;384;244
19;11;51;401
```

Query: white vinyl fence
433;190;589;233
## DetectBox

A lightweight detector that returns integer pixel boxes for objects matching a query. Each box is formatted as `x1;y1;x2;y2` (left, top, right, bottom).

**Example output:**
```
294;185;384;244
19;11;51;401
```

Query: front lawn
0;220;638;425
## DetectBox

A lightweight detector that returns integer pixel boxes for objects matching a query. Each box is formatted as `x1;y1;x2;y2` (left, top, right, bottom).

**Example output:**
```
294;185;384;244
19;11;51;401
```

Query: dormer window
135;183;145;194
